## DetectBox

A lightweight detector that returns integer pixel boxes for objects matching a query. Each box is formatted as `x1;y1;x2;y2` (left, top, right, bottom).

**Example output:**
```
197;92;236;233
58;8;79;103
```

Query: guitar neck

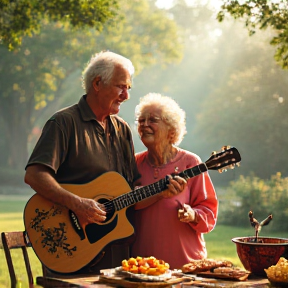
112;163;208;211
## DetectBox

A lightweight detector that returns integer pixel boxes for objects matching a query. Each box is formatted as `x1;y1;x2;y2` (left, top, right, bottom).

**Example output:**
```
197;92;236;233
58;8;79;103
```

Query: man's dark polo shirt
26;95;139;187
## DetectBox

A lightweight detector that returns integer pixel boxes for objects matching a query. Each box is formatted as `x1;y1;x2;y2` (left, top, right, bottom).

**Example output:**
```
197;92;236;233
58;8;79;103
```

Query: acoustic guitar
24;146;241;273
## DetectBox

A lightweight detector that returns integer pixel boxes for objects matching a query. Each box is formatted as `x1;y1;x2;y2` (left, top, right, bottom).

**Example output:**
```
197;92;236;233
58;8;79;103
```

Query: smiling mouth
142;132;153;136
114;101;122;106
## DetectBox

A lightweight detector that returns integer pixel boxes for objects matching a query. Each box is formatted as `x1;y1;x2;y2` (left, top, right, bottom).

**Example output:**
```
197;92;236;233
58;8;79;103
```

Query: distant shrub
218;173;288;232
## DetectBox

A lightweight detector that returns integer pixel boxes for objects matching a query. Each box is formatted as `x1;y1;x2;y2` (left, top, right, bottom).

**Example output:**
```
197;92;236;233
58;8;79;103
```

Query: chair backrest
1;231;34;288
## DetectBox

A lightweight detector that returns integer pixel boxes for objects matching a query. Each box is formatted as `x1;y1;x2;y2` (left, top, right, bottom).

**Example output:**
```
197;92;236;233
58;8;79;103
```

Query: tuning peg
236;163;240;167
221;145;230;151
218;169;223;173
211;151;217;156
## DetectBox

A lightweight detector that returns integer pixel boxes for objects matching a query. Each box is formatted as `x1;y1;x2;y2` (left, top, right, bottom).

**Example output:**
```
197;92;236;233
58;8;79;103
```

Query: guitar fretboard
111;163;207;211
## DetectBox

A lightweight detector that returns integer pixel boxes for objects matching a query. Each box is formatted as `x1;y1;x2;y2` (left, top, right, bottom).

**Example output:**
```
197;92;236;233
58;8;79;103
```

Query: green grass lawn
1;197;288;288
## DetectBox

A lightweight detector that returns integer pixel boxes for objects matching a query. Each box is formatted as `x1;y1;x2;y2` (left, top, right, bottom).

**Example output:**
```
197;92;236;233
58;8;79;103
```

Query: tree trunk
0;91;33;170
6;120;30;170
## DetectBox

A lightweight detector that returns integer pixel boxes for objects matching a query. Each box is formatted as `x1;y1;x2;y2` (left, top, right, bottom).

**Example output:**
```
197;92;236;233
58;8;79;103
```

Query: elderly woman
131;93;218;269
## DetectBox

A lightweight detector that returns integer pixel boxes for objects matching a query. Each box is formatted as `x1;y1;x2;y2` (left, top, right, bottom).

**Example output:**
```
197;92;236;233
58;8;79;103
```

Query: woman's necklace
148;162;164;179
147;149;178;179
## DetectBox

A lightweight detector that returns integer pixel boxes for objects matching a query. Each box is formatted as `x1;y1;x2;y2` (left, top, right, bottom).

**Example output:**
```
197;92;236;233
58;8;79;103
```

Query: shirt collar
78;95;114;127
78;95;98;122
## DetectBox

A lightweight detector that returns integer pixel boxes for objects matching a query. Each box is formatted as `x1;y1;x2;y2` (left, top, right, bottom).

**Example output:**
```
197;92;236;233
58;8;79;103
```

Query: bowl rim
232;236;288;245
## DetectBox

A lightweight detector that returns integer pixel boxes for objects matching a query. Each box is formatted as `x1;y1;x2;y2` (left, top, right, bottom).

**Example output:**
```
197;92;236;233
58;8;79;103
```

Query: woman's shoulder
135;151;148;162
177;148;202;167
135;150;148;167
177;148;202;163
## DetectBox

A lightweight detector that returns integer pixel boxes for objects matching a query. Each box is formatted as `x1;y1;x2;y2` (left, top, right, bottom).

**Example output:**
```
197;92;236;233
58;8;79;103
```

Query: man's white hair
82;51;134;93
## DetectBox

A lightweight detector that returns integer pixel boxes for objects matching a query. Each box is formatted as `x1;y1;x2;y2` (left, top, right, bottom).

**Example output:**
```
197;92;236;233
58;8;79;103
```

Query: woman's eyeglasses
136;116;162;126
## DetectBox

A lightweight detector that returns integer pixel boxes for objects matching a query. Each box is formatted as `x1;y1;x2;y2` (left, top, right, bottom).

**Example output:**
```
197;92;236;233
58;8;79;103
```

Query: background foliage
218;172;288;232
217;0;288;69
0;0;119;50
1;0;288;212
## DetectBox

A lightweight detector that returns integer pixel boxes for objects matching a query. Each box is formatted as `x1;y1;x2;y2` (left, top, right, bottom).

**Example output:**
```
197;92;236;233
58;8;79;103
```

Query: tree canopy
0;0;119;50
191;27;288;181
0;0;183;174
217;0;288;69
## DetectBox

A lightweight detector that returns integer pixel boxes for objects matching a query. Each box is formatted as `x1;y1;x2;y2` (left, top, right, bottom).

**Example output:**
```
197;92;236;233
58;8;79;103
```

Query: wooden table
36;275;183;287
36;274;271;288
181;276;270;287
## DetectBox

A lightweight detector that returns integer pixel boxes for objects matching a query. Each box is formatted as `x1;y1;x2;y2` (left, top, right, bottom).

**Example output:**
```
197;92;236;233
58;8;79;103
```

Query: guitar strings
100;187;159;214
99;175;183;213
99;189;141;213
98;177;172;214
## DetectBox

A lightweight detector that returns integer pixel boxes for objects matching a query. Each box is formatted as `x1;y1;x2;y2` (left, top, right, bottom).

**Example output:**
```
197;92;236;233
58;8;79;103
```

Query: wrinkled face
137;106;174;149
97;65;132;115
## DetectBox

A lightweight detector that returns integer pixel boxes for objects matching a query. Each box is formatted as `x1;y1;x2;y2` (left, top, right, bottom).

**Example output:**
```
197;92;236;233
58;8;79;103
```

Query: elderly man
24;51;140;275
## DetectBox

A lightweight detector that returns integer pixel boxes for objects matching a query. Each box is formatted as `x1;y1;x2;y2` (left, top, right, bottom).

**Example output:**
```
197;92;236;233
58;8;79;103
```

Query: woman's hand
178;203;196;223
162;175;187;198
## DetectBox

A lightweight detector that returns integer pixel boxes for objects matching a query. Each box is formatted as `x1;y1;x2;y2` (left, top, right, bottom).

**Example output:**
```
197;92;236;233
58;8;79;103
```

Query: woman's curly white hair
135;93;187;146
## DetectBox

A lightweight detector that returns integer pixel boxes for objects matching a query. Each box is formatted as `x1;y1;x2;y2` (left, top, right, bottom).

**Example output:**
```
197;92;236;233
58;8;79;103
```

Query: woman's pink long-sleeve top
131;148;218;269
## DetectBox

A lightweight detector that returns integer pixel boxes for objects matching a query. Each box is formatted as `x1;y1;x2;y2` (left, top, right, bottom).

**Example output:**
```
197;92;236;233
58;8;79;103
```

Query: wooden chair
1;231;34;288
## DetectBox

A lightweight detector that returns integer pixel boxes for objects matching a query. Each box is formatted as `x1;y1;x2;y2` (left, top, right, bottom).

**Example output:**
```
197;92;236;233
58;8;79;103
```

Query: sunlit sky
155;0;224;42
156;0;223;10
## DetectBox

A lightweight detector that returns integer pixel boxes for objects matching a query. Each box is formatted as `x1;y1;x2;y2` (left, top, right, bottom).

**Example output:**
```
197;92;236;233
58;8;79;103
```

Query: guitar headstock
205;146;241;172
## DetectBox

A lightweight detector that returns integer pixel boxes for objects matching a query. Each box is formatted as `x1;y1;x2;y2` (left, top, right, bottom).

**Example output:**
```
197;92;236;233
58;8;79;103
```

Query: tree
192;29;288;181
217;0;288;69
0;0;182;174
0;0;119;50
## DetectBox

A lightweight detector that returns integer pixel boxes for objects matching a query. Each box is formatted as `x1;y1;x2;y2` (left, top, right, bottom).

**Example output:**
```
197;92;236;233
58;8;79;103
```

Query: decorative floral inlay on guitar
29;206;77;258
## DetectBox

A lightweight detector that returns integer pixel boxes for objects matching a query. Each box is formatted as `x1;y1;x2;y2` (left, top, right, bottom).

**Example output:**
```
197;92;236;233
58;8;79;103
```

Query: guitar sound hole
85;197;117;244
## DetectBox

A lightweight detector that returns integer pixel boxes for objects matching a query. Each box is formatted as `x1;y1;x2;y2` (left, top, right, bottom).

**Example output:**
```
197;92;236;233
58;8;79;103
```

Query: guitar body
24;146;241;274
24;172;134;273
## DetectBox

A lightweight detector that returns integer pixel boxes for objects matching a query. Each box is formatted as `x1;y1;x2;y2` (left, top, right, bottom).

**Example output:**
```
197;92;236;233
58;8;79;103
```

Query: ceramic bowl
232;236;288;276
